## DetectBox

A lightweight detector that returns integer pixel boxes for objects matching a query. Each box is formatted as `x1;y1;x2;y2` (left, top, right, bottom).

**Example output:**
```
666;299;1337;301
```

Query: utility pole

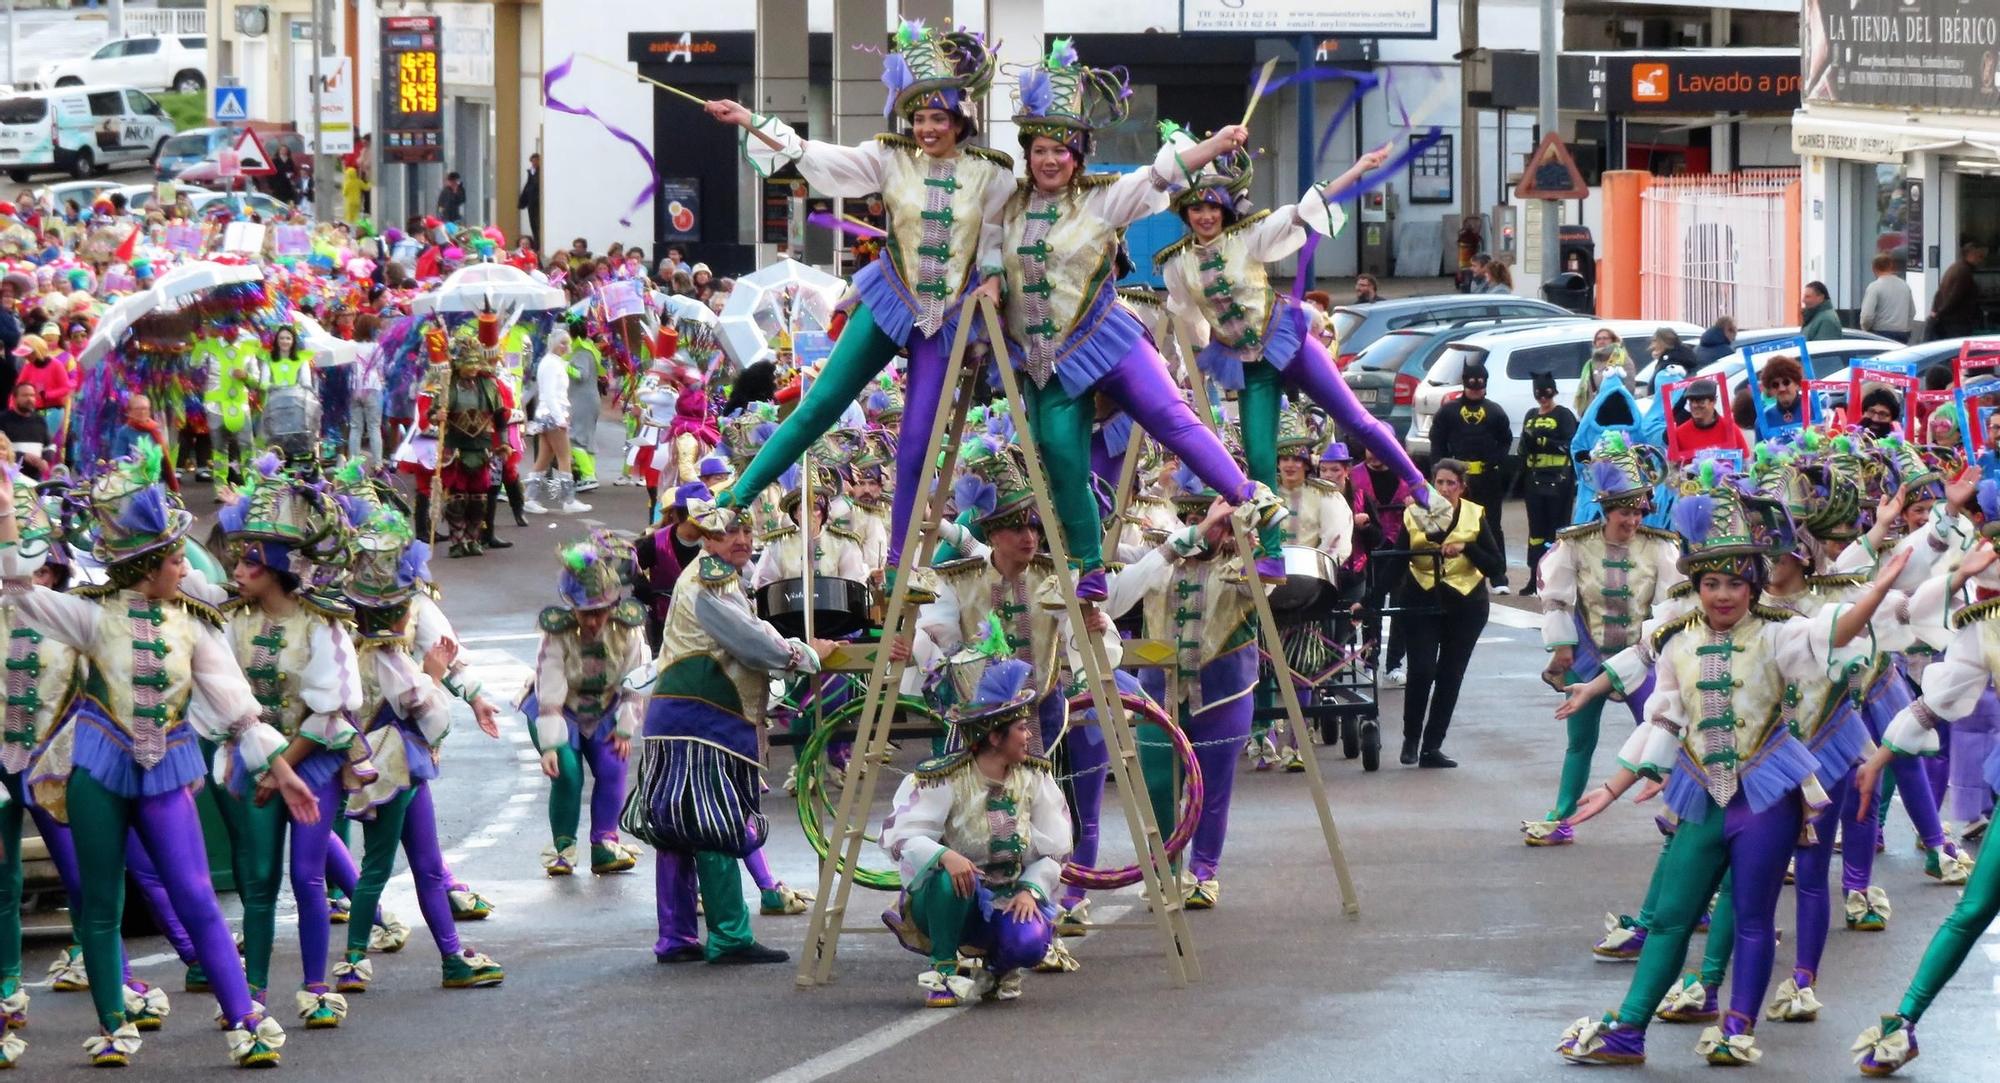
6;0;15;92
1537;0;1560;285
310;0;334;221
109;0;123;40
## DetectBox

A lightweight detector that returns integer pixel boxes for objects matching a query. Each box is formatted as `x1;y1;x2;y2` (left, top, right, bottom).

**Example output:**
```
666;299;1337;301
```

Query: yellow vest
1404;500;1489;596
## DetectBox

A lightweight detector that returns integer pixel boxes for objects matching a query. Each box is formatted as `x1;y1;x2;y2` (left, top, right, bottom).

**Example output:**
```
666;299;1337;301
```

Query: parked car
31;178;121;210
1659;339;1900;413
0;85;174;181
187;189;293;220
1342;316;1588;439
1821;338;1997;408
111;181;213;213
1633;326;1898;393
1407;319;1702;459
154;123;306;183
30;34;208;95
1328;295;1574;366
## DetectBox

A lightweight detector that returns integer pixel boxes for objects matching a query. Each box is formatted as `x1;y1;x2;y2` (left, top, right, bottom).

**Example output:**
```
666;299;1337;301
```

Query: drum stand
795;295;1198;988
1182;352;1361;918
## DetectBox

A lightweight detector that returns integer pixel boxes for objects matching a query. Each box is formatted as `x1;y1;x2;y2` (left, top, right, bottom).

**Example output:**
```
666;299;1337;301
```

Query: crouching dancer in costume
630;498;836;965
334;508;506;996
0;447;318;1069
524;534;649;877
1553;472;1911;1068
881;654;1072;1007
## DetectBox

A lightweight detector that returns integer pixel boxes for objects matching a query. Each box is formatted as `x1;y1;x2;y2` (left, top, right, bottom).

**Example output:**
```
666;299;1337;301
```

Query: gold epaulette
913;749;972;781
1806;573;1869;593
300;592;355;624
1305;477;1342;495
933;556;988;579
1752;604;1796;622
1555;521;1604;542
1152;210;1272;268
1636;526;1680;544
965;145;1014;169
538;606;576;634
697;555;739;589
1953;596;2000;630
1650;610;1703;653
175;595;225;629
611;598;648;628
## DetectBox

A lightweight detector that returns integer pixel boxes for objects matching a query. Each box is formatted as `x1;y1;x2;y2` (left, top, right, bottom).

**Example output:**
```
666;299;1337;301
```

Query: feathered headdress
1010;38;1134;152
556;533;628;611
87;441;193;567
1161;118;1253;217
880;20;996;127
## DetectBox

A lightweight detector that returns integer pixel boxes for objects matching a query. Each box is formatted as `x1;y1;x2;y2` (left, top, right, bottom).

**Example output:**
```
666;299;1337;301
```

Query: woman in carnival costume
206;463;372;1030
703;22;1016;591
523;533;649;877
630;497;835;965
1107;471;1267;909
0;445;317;1068
993;41;1289;596
1552;467;1914;1068
1153;120;1433;519
1848;480;2000;1076
332;507;506;996
880;652;1072;1007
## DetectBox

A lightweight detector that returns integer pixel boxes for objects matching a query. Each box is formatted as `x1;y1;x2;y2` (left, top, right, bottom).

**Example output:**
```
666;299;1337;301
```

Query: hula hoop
1059;691;1205;891
795;695;943;893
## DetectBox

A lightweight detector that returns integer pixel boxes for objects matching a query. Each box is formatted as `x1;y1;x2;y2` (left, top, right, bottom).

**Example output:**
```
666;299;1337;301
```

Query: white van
0;85;175;182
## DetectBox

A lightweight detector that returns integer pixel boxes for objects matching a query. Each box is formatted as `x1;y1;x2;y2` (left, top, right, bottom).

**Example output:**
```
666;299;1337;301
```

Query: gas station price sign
380;14;443;164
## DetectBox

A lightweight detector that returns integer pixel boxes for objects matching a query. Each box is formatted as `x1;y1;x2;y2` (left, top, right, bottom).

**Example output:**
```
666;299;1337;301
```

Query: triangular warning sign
1516;133;1588;200
224;128;275;176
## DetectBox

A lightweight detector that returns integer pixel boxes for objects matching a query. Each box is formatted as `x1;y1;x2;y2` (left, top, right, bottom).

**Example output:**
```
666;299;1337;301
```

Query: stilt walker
705;22;1017;592
0;447;317;1068
523;534;649;877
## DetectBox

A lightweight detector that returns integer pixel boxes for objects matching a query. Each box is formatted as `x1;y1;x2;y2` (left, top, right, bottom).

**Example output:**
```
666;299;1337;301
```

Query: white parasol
716;258;845;370
410;263;567;316
71;260;268;369
655;290;719;327
294;313;358;368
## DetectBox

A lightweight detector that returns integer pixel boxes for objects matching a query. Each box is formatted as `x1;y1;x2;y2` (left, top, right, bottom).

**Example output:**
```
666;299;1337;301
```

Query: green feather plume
975;613;1012;658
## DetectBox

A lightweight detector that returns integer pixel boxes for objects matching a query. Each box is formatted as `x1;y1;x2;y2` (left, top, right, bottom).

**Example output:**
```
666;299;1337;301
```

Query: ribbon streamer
1311;74;1379;173
544;54;662;228
807;211;887;240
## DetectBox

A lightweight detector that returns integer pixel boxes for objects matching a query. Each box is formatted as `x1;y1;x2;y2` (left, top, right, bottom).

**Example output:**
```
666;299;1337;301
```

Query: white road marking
1483;605;1541;630
457;632;544;644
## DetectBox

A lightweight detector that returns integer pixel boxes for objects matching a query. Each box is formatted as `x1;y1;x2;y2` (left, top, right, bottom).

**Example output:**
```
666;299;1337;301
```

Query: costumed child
523;533;649;877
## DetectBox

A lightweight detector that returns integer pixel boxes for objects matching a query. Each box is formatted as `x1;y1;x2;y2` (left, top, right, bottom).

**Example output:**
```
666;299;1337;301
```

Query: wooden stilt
1183;358;1361;917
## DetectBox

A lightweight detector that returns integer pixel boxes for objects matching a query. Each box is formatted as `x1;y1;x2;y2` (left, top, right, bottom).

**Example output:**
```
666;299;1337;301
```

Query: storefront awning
1792;111;2000;164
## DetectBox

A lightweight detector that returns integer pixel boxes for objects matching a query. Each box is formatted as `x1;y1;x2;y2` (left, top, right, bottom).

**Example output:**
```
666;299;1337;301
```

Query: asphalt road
14;480;2000;1079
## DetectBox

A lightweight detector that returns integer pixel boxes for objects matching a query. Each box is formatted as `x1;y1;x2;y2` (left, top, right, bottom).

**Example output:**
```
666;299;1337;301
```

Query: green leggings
1550;669;1607;821
0;773;22;981
1024;380;1109;572
1239;362;1284;491
1618;813;1734;1024
1896;806;2000;1021
532;722;583;851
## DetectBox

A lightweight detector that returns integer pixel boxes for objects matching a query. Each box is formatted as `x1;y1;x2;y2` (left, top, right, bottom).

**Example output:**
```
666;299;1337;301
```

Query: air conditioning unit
235;5;272;38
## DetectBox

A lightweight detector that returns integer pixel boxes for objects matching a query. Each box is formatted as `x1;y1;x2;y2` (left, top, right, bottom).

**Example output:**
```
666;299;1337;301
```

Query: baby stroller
260;383;323;465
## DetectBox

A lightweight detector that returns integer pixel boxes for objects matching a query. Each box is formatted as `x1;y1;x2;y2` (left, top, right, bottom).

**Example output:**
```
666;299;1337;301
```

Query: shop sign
1180;0;1437;39
1602;54;1800;114
1806;0;2000;113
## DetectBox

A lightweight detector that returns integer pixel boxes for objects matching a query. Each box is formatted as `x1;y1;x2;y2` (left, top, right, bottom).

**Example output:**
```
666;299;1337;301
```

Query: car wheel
5;170;26;184
69;148;94;180
173;70;205;94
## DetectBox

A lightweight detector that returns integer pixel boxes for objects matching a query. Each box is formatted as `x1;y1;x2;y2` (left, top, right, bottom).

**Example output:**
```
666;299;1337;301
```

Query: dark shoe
1399;739;1419;766
708;942;789;965
654;945;706;964
1418;750;1458;769
482;533;514;549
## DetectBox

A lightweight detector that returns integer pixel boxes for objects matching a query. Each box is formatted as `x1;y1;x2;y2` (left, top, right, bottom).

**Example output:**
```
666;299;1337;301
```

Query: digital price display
380;15;443;164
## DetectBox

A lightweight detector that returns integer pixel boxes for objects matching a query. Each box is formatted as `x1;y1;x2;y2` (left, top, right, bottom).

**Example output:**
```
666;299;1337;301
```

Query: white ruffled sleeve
880;774;950;882
1538;539;1580;650
529;631;571;751
1087;144;1181;228
1888;507;1977;594
186;621;287;776
297;617;363;750
1617;649;1685;776
1788;597;1910;686
1902;573;1960;653
976;162;1013;280
1021;769;1075;903
375;648;453;748
1240;205;1310;263
1887;624;1992;754
614;628;651;740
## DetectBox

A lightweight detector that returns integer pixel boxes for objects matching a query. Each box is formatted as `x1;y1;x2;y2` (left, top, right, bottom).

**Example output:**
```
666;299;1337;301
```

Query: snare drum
1265;545;1341;623
757;577;873;640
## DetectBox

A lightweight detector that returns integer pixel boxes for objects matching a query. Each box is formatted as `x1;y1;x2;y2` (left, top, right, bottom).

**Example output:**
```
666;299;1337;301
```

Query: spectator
1518;371;1576;596
1481;260;1514;295
1860;253;1915;342
1574;326;1636;415
1468;252;1493;291
1398;458;1504;768
11;333;71;438
1426;360;1513;592
569;237;591;262
349;314;385;465
660;245;691;278
108;395;178;492
1649;327;1697;387
341;164;370;225
1668;378;1749;463
1927;402;1964;450
1693;316;1739;365
0;383;50;479
1756;353;1811;434
1929;240;1989;340
669;270;695;297
518;153;542;244
268;145;300;205
692;263;714;302
1355;273;1379;304
436;172;468;224
508;234;540;273
1801;280;1844;340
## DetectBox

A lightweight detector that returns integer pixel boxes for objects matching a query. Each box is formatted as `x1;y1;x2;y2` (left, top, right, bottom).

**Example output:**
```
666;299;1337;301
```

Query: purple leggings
886;334;951;569
1095;345;1257;504
29;800;197;969
1843;677;1947;891
1140;659;1256;882
1790;768;1854;982
346;782;459;958
1947;686;1999;822
743;849;778;893
1058;723;1108;910
66;769;263;1032
1280;330;1428;493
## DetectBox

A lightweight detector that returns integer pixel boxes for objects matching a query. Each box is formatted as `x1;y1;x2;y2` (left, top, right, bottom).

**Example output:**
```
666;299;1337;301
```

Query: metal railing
1640;170;1800;330
124;9;208;36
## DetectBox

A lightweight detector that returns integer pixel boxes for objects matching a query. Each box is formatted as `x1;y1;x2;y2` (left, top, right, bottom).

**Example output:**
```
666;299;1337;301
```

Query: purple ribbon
544;54;662;228
807;211;886;240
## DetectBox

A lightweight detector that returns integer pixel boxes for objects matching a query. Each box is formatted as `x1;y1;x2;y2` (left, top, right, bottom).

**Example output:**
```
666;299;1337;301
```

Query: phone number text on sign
1179;0;1437;37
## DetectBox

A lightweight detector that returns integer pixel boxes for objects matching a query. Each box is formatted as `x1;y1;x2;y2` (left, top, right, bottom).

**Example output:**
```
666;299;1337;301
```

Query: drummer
749;462;868;591
840;430;893;576
1107;470;1266;912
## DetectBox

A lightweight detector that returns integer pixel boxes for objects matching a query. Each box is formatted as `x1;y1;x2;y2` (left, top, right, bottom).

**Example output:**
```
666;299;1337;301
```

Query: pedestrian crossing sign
213;86;249;123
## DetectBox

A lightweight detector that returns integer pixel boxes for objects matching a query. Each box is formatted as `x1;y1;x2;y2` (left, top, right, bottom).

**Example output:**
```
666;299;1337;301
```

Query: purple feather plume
1173;462;1207;500
1671;493;1716;544
217;498;250;534
397;541;432;589
953;474;997;519
972;658;1034;705
880;55;914;116
1018;69;1052;116
115;486;169;536
752;421;777;444
1588;458;1630;496
253;449;283;479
